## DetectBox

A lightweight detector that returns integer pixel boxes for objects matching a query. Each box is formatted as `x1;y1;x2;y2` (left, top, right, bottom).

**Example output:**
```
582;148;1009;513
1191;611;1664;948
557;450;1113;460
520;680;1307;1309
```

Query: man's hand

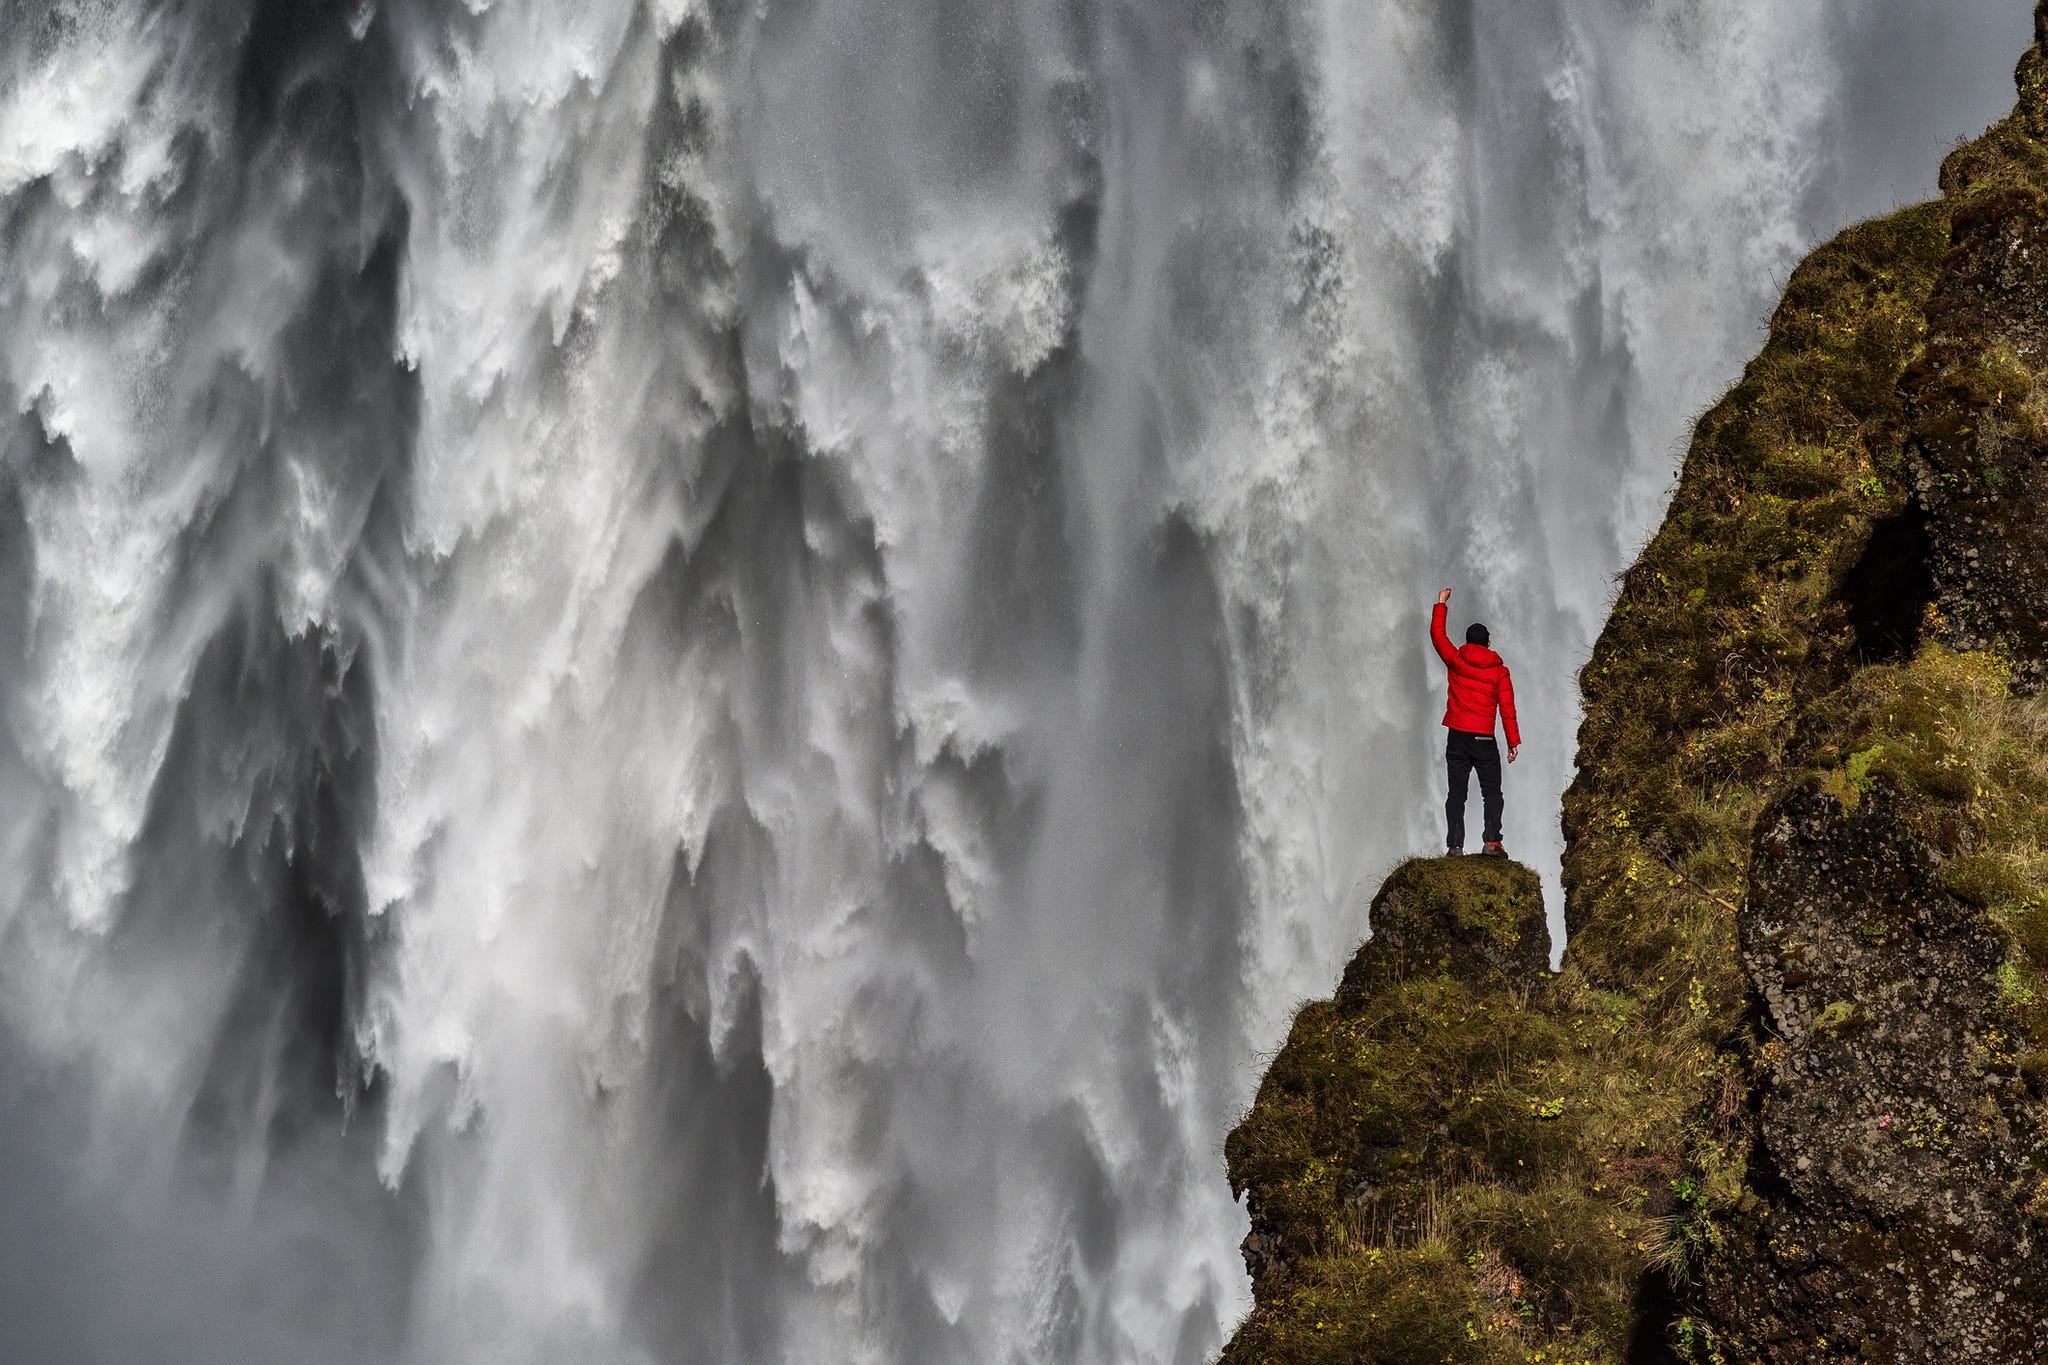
1436;588;1452;605
1507;746;1519;763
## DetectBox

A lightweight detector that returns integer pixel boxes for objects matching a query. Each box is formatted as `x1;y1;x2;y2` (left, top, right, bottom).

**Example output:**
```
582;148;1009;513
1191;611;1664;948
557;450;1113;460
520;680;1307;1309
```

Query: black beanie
1466;622;1490;647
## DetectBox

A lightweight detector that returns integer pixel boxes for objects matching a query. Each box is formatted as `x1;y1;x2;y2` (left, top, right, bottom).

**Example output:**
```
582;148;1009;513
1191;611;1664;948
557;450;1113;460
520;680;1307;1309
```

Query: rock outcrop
1221;10;2048;1362
1707;788;2048;1359
1223;858;1553;1365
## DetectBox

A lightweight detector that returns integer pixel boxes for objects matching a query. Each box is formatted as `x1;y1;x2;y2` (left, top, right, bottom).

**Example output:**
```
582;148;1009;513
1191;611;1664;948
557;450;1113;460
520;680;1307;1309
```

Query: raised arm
1430;590;1459;667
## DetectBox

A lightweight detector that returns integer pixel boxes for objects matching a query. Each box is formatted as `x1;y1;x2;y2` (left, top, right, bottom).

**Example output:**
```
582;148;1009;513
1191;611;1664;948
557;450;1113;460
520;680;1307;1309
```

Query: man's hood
1458;643;1503;668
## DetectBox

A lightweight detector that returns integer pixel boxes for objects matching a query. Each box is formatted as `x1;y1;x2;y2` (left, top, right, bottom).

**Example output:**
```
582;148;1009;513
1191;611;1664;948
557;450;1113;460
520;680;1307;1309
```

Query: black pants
1445;730;1503;848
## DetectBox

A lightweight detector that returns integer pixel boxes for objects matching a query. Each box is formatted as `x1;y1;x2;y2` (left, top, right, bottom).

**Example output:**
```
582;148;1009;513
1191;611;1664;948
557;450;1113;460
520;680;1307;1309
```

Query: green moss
1228;861;1556;1266
1219;1246;1499;1365
1812;1000;1862;1034
1791;645;2048;1034
1336;857;1548;995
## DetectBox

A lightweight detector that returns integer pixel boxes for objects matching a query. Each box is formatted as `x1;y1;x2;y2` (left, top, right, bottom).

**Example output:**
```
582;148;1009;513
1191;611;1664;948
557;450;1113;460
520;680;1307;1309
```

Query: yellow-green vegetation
1543;200;1958;1361
1332;856;1551;994
1800;646;2048;1063
1224;857;1614;1364
1562;188;1956;971
1222;17;2048;1362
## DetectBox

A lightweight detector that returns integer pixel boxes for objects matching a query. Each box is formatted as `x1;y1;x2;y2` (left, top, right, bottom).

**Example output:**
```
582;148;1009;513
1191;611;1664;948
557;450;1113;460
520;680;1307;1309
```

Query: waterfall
0;1;2022;1361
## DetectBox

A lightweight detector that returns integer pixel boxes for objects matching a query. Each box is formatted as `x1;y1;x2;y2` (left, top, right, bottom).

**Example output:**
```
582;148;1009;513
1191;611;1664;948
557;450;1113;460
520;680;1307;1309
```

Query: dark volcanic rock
1707;788;2048;1361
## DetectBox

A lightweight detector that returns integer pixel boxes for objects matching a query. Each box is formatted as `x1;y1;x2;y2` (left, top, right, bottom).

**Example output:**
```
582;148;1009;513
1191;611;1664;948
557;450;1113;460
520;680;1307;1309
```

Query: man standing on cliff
1432;588;1520;857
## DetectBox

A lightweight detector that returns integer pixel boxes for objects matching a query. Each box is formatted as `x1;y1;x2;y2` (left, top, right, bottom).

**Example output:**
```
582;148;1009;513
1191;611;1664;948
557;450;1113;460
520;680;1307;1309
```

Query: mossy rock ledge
1336;857;1551;996
1223;858;1558;1365
1220;9;2048;1361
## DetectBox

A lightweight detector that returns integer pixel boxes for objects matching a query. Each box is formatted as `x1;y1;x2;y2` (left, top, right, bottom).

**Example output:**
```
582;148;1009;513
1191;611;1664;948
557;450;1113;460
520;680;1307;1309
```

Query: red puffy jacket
1431;603;1520;747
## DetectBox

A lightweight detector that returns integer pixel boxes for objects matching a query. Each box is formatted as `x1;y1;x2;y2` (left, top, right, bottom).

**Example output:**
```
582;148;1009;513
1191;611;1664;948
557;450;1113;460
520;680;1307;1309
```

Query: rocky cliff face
1221;10;2048;1362
1708;787;2048;1359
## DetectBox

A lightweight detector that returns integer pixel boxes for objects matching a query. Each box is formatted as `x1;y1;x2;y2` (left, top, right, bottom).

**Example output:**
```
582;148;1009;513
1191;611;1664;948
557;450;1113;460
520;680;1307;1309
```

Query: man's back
1430;601;1520;748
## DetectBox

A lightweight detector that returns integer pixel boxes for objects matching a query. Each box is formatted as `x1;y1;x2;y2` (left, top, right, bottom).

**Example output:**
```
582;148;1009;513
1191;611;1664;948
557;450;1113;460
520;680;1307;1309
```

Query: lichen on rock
1704;786;2048;1360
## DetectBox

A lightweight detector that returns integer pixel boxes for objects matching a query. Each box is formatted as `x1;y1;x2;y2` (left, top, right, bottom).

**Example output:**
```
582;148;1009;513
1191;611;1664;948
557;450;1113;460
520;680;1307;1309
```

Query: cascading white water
0;1;2024;1361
